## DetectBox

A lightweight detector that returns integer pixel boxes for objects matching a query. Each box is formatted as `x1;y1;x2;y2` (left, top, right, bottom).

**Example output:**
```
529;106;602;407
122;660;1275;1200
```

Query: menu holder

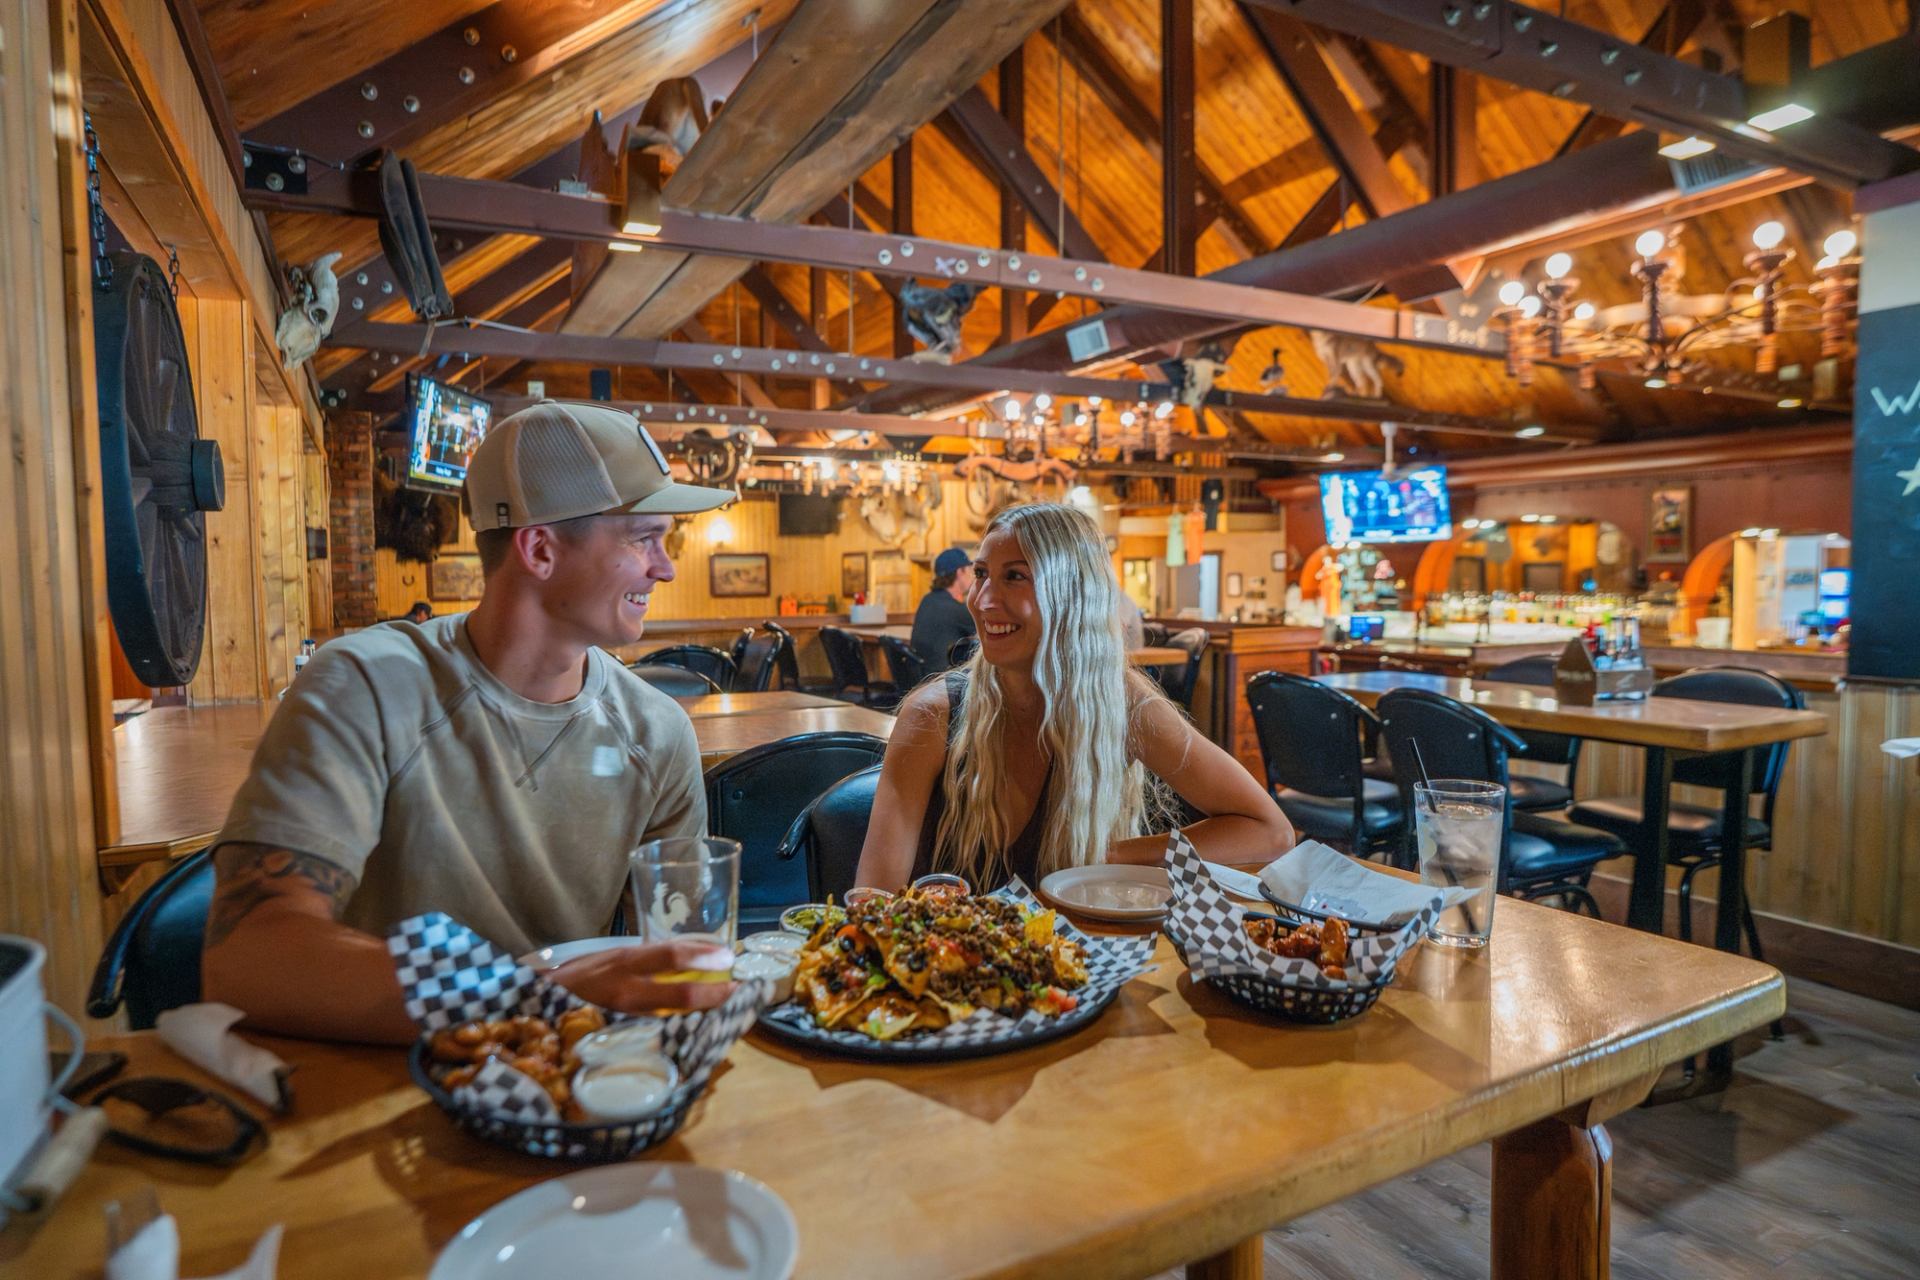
1552;636;1654;705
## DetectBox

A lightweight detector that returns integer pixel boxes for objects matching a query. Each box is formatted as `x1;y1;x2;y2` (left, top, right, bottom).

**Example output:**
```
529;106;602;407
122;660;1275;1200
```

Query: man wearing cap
910;546;978;672
203;401;735;1044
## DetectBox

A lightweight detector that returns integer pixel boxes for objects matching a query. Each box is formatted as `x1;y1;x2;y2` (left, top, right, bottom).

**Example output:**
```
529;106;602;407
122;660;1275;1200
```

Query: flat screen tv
1318;465;1453;545
778;492;839;536
405;375;493;494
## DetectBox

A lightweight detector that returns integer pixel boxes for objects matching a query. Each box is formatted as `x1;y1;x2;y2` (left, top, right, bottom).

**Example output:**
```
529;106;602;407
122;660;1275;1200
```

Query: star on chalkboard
1902;455;1920;498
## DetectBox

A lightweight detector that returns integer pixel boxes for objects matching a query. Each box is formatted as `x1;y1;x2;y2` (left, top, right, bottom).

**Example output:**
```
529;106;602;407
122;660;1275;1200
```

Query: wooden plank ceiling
197;0;1913;459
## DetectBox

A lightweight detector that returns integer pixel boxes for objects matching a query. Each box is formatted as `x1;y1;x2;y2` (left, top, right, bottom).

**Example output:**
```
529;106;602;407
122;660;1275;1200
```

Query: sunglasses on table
90;1077;267;1167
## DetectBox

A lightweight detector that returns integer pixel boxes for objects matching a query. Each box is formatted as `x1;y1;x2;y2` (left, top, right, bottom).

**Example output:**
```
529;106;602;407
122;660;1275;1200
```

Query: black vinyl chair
624;662;723;696
878;635;928;703
1568;666;1805;958
1141;622;1170;648
946;635;978;668
1149;627;1209;711
764;622;835;696
1480;654;1583;813
732;630;780;693
640;644;737;692
727;627;754;675
88;848;214;1028
705;732;889;933
776;764;884;904
1245;672;1402;858
819;626;897;707
1377;688;1624;914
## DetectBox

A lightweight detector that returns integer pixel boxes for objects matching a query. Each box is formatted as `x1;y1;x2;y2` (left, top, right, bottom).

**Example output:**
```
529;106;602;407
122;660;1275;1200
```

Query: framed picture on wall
1648;485;1691;562
841;552;867;599
1226;572;1244;597
710;552;771;597
428;554;483;602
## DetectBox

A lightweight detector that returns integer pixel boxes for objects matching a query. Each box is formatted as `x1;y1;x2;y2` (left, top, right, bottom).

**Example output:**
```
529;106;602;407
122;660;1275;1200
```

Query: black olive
839;936;854;952
828;975;843;993
908;953;927;971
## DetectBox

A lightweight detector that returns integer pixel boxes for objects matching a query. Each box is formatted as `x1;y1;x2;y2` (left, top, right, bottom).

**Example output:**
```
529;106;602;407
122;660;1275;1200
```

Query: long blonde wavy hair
931;502;1164;884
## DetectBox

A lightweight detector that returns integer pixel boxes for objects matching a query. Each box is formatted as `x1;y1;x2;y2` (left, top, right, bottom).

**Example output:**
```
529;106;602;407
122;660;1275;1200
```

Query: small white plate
431;1164;798;1280
1040;865;1173;921
517;937;652;971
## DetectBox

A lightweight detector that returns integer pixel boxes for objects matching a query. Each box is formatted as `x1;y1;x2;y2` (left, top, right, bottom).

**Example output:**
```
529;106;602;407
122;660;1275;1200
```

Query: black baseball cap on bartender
463;400;733;530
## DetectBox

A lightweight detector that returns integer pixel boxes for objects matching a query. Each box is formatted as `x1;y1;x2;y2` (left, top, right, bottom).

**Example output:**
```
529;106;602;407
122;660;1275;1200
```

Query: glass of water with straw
1407;741;1502;948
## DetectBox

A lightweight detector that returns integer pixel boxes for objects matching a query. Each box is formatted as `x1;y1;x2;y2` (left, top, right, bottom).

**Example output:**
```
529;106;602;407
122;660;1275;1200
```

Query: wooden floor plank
1151;977;1920;1280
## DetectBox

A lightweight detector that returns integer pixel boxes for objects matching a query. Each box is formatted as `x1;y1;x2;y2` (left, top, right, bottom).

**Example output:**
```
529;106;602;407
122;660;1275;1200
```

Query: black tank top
910;672;1054;889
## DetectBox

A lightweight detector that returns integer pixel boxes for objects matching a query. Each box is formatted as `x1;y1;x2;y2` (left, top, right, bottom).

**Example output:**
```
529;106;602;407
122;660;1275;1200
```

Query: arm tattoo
205;844;359;948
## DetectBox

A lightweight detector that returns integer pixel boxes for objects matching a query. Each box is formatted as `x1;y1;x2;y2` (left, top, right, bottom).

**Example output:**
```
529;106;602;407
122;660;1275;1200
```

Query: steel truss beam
1257;0;1918;187
253;166;1509;357
325;320;1593;442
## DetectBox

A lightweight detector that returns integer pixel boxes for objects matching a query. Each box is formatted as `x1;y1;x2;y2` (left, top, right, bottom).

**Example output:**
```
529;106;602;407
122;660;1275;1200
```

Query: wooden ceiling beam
1428;64;1476;196
891;139;915;359
1258;0;1918;188
1240;5;1413;220
1052;11;1264;260
943;85;1106;263
242;0;665;170
1161;0;1199;278
738;268;865;398
563;0;1073;343
998;47;1029;346
262;0;780;281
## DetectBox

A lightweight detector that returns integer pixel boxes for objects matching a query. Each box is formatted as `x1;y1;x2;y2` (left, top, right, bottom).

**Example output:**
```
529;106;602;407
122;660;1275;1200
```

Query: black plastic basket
1168;914;1393;1025
408;1042;700;1162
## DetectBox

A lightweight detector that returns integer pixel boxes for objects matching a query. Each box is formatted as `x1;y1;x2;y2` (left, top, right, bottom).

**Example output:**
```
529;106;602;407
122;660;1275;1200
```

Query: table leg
1626;746;1674;932
1186;1235;1262;1280
1491;1117;1613;1280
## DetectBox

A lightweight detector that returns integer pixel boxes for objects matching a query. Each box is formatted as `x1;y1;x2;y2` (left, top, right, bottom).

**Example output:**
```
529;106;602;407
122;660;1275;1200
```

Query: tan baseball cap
464;400;732;531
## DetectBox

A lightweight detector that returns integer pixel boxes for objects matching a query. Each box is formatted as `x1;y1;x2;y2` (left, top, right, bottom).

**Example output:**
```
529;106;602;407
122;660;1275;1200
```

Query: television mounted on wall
404;375;493;494
1318;466;1453;545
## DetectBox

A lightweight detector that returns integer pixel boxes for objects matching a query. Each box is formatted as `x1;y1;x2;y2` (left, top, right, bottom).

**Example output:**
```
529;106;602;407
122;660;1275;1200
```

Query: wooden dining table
102;692;895;884
680;691;896;766
9;893;1782;1280
1314;670;1826;1083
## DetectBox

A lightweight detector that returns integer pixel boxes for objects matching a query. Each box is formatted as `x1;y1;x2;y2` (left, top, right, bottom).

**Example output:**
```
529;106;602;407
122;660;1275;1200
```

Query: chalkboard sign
1849;301;1920;683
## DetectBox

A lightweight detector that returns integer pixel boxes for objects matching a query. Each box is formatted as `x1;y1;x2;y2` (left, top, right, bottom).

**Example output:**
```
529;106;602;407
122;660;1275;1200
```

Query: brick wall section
326;412;377;627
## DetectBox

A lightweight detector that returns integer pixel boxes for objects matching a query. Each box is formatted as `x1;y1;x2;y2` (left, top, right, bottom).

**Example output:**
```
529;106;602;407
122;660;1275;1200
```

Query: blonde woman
856;503;1292;891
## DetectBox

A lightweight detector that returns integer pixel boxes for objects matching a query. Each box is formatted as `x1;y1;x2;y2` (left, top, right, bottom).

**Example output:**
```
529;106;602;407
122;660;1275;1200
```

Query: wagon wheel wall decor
95;252;225;687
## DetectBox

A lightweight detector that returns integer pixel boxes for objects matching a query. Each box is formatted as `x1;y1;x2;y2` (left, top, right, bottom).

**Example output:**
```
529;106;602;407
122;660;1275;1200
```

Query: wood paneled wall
1576;682;1920;948
2;0;108;1017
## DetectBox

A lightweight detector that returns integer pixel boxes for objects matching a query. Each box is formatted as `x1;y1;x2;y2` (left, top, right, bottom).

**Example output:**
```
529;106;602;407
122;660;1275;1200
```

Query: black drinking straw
1409;740;1482;935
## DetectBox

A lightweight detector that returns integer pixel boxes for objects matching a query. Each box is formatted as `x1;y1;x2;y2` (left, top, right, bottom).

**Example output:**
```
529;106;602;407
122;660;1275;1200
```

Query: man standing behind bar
911;546;978;671
204;402;735;1043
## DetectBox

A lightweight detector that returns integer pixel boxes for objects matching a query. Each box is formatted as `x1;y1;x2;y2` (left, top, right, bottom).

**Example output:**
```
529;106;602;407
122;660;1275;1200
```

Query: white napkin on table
154;1004;293;1113
1883;738;1920;759
1199;861;1267;900
107;1215;281;1280
1257;840;1481;928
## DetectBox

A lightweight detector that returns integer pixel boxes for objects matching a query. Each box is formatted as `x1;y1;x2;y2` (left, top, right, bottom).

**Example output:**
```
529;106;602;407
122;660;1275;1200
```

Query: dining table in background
102;692;896;888
1313;671;1828;956
8;891;1783;1280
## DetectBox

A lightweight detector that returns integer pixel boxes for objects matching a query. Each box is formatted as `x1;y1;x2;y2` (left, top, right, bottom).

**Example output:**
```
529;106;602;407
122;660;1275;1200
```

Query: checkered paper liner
389;912;770;1160
1161;833;1441;1023
757;879;1156;1061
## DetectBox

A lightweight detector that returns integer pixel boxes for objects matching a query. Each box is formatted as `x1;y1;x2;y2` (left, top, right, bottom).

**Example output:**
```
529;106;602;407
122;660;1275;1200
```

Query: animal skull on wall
274;251;343;369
